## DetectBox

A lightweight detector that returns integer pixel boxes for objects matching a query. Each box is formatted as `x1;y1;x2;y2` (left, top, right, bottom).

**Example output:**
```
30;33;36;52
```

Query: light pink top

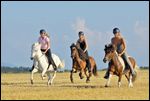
38;36;50;50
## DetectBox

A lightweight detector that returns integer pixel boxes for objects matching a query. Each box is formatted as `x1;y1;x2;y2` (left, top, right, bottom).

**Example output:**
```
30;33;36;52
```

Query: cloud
134;20;149;41
72;17;86;33
126;20;149;66
72;17;113;49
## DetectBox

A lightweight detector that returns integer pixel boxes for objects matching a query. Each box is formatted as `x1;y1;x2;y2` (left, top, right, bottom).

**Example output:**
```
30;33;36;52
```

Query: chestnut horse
103;44;138;87
70;43;98;83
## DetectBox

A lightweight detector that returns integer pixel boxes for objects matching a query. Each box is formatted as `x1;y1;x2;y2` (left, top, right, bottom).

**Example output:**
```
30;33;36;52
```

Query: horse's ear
70;43;74;49
70;46;72;49
105;44;107;48
70;45;72;49
39;43;41;47
111;44;116;51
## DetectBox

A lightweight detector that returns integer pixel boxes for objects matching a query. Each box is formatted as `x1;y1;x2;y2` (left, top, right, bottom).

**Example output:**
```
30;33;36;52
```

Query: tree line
1;66;149;73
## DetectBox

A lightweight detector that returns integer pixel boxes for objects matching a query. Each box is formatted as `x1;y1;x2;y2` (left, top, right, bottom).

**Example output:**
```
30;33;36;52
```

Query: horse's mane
104;44;115;52
70;43;88;60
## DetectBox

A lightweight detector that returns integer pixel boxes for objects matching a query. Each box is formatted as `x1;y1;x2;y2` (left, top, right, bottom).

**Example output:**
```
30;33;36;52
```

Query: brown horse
103;44;138;87
70;43;98;83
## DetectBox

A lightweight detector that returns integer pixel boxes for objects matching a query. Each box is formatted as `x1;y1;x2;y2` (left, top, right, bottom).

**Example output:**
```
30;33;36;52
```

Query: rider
76;31;91;73
104;28;136;79
30;29;57;71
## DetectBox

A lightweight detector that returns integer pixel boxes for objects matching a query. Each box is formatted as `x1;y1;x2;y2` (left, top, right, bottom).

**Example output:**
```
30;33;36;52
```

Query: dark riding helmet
78;31;84;36
40;29;46;34
113;28;120;34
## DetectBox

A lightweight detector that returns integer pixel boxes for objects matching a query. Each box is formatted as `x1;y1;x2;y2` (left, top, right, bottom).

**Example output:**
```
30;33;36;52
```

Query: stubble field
1;70;149;100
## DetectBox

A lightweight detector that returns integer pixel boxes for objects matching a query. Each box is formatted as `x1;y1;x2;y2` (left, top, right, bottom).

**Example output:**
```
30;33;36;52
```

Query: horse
70;43;98;83
103;44;138;87
30;42;65;85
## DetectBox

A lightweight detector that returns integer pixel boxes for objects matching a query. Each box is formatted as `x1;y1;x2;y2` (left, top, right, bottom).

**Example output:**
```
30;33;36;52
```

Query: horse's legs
41;68;47;80
79;69;84;79
105;73;112;87
118;74;122;87
125;72;130;81
87;69;92;83
47;72;51;86
70;70;74;83
30;68;38;84
50;71;57;85
84;69;88;77
128;73;133;87
84;69;90;83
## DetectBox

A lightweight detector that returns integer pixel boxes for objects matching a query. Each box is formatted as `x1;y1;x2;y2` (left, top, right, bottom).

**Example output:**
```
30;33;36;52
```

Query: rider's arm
119;38;126;56
111;38;115;45
84;37;88;53
76;40;80;49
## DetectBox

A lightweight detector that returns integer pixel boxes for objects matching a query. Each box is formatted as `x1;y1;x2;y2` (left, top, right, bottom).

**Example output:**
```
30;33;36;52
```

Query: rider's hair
45;33;50;38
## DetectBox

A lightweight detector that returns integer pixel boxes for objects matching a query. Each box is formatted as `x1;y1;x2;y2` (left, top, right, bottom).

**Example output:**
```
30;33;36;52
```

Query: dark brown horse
103;44;138;87
70;43;98;83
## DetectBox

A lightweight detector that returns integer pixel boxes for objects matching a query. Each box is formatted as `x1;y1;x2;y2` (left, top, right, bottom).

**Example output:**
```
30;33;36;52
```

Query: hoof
129;85;133;88
71;81;74;83
86;77;90;83
129;84;133;88
31;80;33;84
71;79;74;83
80;76;84;79
42;76;46;80
118;82;121;88
47;82;52;86
105;85;109;87
86;80;90;83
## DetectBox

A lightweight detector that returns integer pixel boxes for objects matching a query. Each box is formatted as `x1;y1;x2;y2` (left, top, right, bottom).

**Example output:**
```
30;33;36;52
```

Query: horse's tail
93;64;98;77
132;64;139;82
59;60;65;69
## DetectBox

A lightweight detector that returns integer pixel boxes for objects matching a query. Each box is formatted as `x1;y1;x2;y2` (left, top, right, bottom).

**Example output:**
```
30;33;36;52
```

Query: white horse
30;42;65;85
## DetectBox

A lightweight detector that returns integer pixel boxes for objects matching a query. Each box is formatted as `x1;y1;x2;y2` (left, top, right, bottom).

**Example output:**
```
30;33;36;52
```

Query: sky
1;1;149;69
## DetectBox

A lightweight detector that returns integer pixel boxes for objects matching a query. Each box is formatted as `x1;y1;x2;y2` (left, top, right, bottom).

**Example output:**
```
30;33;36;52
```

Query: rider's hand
118;54;121;56
84;49;87;53
43;51;47;54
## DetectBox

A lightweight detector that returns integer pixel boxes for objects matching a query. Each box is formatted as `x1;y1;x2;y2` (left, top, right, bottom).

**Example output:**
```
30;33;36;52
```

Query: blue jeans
121;52;135;73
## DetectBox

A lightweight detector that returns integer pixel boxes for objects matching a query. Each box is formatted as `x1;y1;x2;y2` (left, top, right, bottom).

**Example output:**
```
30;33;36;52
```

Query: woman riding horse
30;29;57;71
76;31;91;73
104;28;136;79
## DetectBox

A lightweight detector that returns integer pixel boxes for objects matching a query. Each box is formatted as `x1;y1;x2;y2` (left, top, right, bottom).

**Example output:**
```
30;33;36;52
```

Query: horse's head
103;44;116;63
30;42;41;60
70;43;78;59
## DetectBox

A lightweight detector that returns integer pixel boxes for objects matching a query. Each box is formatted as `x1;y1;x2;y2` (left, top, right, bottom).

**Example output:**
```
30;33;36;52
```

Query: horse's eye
33;49;38;52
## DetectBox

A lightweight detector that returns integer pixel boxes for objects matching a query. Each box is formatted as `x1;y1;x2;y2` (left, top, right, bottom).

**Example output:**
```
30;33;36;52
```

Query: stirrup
53;65;57;71
104;75;109;79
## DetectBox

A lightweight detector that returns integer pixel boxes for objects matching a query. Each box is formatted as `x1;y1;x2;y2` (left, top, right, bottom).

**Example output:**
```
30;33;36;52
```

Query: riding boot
47;57;57;71
51;60;57;71
86;59;91;73
47;49;57;71
121;52;136;77
84;51;91;73
29;65;34;72
104;70;109;79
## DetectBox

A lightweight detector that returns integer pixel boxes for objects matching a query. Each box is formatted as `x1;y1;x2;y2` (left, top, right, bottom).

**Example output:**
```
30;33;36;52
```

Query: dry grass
1;70;149;100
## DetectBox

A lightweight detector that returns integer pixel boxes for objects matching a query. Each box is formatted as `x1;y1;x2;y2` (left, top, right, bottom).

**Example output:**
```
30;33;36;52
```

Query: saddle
118;56;130;72
77;48;88;61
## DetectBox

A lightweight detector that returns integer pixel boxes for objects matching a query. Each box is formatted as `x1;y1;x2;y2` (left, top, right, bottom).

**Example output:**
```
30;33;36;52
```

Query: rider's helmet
78;31;84;36
40;29;46;34
113;28;120;34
